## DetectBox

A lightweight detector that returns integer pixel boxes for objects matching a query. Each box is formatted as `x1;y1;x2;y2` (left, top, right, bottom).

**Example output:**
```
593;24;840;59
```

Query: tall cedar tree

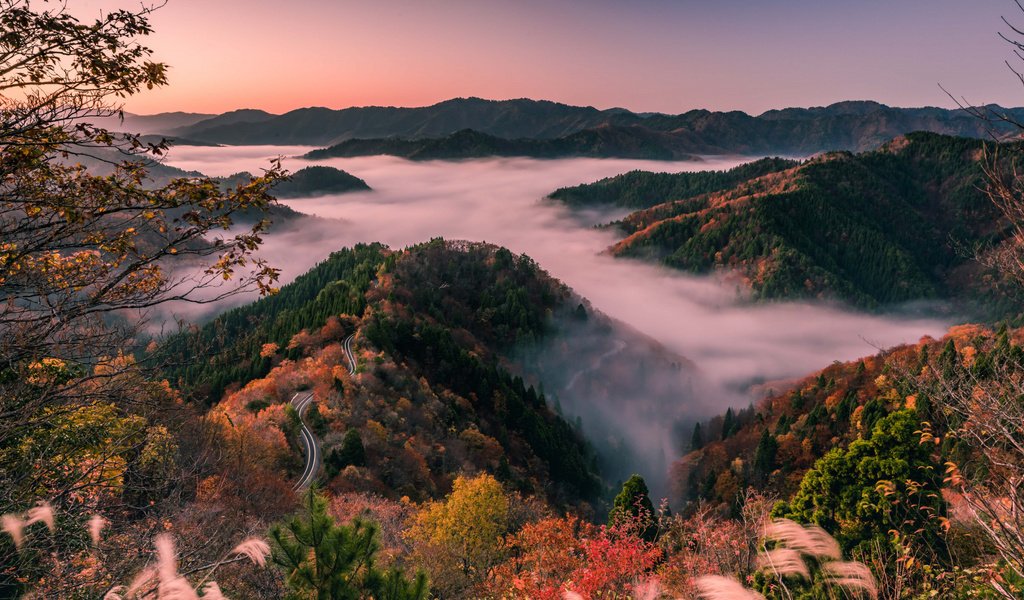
609;474;657;542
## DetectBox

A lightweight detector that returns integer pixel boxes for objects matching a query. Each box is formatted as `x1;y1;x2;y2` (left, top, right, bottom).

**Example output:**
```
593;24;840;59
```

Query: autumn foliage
484;514;661;599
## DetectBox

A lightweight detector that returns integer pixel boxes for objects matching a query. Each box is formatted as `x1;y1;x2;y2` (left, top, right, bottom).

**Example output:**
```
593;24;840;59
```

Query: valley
156;145;951;497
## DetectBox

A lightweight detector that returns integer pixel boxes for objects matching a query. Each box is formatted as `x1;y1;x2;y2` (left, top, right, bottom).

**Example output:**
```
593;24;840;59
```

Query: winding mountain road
291;391;318;491
564;339;627;392
292;333;358;491
343;333;357;376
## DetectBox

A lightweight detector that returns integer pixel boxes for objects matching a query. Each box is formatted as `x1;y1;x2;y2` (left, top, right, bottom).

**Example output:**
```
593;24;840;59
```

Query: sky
75;0;1024;115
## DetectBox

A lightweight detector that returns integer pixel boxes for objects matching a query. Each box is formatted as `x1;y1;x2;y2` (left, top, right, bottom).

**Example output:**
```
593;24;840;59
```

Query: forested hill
548;157;799;209
218;165;371;198
674;323;1020;562
303;126;700;161
581;132;1019;310
171;96;1024;154
161;240;606;504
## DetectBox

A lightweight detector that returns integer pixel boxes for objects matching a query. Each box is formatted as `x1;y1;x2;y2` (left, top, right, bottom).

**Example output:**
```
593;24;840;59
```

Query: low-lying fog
162;146;951;491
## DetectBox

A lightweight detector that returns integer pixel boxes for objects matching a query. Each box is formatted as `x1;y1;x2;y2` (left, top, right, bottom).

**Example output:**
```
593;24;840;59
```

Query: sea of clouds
161;146;952;492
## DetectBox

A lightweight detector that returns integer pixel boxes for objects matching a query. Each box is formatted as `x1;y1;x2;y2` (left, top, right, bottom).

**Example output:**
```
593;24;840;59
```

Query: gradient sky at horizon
76;0;1024;115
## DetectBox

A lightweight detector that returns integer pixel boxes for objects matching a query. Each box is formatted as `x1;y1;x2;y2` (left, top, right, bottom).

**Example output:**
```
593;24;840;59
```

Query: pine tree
722;407;736;440
306;404;328;436
271;490;429;600
339;429;367;467
753;429;778;477
939;339;959;379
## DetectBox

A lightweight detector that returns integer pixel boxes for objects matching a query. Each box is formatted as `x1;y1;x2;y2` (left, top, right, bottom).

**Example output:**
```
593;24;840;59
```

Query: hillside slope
548;157;799;209
162;241;636;504
567;133;1015;309
674;323;1017;513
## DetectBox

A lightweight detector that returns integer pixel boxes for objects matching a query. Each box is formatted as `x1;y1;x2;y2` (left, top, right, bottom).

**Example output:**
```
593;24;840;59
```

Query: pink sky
76;0;1024;115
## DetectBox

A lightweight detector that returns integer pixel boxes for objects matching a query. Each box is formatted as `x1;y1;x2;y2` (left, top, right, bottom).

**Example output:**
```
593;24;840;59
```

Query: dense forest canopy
555;132;1024;312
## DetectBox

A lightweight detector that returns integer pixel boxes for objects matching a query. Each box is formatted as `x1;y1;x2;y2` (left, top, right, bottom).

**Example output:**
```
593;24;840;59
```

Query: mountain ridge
162;97;1024;155
555;132;1021;310
303;126;700;161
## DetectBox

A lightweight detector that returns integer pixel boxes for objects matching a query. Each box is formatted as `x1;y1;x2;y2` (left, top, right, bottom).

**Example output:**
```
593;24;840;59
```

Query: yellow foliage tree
406;473;510;598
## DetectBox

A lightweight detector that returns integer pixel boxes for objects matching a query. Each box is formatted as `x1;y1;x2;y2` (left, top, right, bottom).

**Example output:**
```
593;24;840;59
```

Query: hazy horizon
74;1;1024;116
125;95;1024;119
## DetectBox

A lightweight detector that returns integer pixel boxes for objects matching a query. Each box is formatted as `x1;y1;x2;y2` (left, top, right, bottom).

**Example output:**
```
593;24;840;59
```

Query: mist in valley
162;145;953;495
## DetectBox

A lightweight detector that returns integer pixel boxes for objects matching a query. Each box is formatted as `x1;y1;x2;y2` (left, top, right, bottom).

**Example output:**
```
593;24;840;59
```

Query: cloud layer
163;146;953;490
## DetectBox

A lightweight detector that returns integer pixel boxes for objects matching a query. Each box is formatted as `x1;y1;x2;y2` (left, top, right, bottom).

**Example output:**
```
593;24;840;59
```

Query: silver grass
25;502;54;533
155;533;178;584
2;515;24;549
763;519;840;560
693;575;766;600
757;547;810;580
231;537;271;567
126;566;156;597
632;578;663;600
821;561;878;599
158;576;200;600
89;514;107;546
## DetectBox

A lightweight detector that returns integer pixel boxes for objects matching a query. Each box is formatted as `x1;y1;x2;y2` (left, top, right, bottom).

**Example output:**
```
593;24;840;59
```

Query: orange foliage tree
483;514;662;599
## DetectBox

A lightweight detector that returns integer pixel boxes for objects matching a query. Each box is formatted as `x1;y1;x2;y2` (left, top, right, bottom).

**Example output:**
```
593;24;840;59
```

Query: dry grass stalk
231;537;271;567
821;561;879;599
89;514;108;546
763;519;840;560
757;547;810;580
693;575;767;600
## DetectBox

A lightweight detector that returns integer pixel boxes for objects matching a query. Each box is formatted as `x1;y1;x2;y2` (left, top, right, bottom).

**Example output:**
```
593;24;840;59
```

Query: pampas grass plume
231;537;271;567
693;575;766;600
2;514;24;549
822;561;878;599
763;519;840;560
89;514;107;546
757;547;810;580
26;501;54;533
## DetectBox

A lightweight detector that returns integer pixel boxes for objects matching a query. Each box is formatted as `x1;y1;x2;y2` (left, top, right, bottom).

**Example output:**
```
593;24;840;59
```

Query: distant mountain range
552;132;1022;311
303;126;699;161
88;111;216;134
168;99;622;146
109;97;1024;157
